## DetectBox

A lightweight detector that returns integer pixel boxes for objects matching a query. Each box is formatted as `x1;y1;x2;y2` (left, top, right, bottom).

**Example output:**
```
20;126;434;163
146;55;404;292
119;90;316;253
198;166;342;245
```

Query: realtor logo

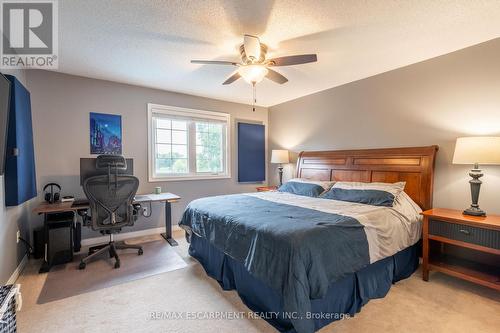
1;0;58;68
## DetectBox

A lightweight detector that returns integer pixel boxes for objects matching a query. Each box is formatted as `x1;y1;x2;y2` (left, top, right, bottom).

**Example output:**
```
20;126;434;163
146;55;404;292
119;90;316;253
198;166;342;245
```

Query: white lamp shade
238;65;268;84
271;150;289;164
452;137;500;165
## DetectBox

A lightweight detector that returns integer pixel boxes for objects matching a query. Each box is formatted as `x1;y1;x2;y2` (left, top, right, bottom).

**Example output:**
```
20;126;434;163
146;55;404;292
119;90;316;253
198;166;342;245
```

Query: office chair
79;155;142;269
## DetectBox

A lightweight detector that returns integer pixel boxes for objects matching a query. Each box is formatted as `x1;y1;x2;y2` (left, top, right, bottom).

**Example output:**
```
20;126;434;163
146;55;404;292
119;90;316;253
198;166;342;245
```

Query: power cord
18;237;34;258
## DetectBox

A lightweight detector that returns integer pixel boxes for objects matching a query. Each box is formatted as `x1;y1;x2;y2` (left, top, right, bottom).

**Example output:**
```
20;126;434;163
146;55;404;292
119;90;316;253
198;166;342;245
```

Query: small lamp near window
452;137;500;216
271;150;289;186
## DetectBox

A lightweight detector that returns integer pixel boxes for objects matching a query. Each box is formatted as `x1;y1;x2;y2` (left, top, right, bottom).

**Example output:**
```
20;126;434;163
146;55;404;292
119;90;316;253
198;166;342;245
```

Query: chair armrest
77;209;91;227
132;203;142;216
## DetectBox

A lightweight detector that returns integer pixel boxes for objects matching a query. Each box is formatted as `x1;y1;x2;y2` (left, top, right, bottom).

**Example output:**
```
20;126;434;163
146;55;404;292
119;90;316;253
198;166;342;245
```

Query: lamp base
463;207;486;217
464;165;486;217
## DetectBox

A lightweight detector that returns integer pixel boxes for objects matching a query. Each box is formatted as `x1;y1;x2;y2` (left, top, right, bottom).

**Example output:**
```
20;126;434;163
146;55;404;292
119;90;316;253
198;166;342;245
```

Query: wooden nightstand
421;208;500;291
256;186;278;192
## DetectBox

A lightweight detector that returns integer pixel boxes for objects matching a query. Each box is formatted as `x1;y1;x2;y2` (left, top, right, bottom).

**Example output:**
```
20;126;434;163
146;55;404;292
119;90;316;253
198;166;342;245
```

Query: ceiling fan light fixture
191;35;317;89
238;64;268;84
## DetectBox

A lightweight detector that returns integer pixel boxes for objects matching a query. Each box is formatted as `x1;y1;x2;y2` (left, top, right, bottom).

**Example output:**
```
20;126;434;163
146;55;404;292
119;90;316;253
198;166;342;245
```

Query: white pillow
393;191;423;221
331;181;406;197
287;178;335;193
392;191;423;242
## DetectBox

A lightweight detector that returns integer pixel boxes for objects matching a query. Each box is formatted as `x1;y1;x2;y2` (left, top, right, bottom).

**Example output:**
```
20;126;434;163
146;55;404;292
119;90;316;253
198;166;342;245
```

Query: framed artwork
89;112;122;155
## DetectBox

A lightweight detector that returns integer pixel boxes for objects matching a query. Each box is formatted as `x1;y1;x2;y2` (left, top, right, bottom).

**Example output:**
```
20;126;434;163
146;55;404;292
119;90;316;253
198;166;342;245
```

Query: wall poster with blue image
89;112;122;155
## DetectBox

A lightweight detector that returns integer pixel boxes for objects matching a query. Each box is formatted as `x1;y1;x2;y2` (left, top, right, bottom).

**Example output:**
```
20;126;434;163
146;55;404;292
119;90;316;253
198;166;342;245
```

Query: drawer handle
459;229;470;235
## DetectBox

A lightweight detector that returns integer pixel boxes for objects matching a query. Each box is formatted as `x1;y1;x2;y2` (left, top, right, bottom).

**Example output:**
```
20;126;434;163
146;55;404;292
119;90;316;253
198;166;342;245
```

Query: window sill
148;175;231;182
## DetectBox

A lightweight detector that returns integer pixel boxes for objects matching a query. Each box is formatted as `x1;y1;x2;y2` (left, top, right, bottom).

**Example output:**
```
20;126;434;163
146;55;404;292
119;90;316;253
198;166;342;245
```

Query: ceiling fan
191;35;318;86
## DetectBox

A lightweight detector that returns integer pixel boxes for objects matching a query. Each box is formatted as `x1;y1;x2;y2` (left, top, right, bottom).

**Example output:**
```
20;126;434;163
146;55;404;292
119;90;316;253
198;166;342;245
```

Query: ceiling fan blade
222;72;241;85
265;69;288;84
243;35;261;61
191;60;239;66
267;54;317;66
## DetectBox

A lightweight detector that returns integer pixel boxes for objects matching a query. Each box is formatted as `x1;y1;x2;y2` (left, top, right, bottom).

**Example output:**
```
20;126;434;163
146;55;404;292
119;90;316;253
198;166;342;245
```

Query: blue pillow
278;181;325;197
320;188;396;207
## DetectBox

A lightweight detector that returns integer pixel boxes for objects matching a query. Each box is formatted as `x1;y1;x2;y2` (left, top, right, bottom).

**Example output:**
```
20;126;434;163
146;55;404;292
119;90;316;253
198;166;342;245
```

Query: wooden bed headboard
296;146;439;210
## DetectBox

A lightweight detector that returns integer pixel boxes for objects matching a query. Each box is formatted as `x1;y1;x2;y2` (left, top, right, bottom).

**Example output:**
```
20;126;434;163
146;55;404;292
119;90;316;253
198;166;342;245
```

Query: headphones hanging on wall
43;183;61;204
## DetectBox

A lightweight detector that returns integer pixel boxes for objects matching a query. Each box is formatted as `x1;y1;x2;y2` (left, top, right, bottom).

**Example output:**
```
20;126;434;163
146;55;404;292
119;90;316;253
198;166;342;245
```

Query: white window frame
148;103;231;182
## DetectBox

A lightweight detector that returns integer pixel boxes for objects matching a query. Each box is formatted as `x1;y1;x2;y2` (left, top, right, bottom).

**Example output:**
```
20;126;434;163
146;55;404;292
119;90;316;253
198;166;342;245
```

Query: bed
180;146;438;333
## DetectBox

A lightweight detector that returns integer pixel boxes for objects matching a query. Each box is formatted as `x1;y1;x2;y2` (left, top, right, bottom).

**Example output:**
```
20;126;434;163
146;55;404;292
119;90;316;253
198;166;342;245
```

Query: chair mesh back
83;174;139;231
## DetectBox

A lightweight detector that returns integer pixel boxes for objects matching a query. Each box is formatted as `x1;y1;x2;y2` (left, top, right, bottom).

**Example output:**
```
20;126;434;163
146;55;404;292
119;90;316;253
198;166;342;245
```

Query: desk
33;200;88;214
33;192;181;272
132;193;181;246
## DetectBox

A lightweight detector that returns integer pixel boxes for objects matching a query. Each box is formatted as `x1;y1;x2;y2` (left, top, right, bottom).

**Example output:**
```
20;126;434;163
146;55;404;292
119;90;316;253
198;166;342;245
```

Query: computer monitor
80;158;134;185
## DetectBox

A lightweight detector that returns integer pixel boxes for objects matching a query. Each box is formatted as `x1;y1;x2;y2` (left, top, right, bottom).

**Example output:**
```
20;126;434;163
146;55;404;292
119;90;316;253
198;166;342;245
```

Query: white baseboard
81;225;183;247
7;254;28;285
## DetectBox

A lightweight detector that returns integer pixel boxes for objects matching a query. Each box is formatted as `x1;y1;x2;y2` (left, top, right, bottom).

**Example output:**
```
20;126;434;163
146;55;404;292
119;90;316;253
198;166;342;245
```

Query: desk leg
161;201;178;246
39;214;50;273
74;221;81;253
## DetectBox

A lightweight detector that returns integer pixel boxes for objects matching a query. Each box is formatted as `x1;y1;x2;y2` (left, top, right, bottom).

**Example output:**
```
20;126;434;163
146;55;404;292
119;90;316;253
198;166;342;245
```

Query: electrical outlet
16;230;20;243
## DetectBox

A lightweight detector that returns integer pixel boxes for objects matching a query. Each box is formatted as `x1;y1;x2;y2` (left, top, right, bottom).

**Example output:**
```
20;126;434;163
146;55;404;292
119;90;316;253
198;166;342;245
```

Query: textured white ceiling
56;0;500;107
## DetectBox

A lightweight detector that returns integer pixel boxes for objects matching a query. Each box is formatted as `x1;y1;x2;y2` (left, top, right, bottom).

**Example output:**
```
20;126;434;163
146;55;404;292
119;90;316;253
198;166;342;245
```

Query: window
148;104;230;181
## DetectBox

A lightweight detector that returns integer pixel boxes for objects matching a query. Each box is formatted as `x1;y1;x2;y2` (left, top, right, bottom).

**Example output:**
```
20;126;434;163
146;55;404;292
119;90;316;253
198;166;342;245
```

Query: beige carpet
16;230;500;333
37;238;187;304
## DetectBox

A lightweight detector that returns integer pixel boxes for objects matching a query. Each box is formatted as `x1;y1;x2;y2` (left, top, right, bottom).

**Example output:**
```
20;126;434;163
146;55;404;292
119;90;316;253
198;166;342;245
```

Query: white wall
26;70;269;238
269;38;500;214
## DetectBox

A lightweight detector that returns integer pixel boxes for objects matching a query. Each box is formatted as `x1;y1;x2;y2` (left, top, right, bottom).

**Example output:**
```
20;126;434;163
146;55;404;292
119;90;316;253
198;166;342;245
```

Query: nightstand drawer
429;219;500;250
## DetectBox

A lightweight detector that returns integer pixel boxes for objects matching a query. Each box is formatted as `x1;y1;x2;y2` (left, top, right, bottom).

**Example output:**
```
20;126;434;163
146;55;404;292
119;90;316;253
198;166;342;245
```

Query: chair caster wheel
114;261;120;269
138;249;143;255
79;262;86;270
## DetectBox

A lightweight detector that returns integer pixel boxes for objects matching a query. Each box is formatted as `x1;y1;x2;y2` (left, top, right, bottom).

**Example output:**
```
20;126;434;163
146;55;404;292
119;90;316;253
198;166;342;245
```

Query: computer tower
33;228;44;259
45;212;74;266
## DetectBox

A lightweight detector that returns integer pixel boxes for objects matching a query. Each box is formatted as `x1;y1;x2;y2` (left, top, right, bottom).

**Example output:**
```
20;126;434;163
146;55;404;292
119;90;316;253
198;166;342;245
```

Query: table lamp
271;150;289;186
452;137;500;216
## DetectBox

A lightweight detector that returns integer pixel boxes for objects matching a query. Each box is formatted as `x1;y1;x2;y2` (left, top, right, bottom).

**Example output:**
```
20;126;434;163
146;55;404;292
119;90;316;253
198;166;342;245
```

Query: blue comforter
179;194;370;333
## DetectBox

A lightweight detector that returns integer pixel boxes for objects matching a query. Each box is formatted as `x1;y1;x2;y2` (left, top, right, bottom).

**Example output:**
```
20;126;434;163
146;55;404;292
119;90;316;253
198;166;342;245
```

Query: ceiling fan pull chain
252;82;256;112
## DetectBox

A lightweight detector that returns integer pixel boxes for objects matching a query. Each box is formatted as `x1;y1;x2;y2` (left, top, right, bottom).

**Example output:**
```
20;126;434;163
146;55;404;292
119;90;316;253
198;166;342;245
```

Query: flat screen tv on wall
0;73;11;175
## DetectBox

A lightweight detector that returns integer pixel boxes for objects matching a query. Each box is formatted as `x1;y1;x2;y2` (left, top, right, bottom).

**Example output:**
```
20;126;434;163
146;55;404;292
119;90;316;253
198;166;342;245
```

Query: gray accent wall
0;68;35;284
25;70;269;239
269;38;500;214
